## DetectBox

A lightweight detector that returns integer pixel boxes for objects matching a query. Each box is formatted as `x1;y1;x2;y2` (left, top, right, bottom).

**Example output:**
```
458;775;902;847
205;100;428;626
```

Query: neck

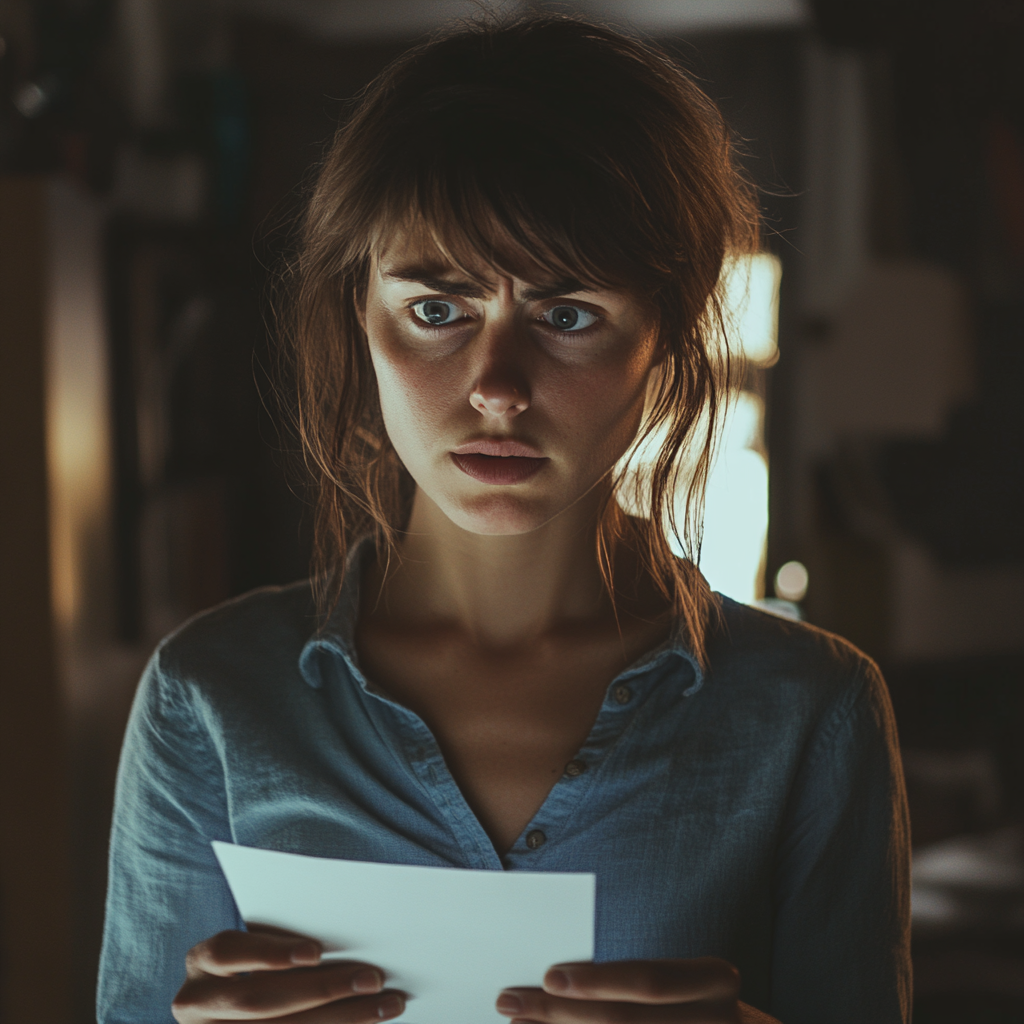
367;487;620;647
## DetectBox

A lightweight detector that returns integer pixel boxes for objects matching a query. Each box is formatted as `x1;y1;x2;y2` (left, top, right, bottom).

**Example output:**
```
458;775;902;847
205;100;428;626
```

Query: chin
440;491;560;537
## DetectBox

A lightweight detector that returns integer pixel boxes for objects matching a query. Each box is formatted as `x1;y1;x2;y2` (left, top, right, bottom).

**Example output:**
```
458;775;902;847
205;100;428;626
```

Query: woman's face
360;231;661;536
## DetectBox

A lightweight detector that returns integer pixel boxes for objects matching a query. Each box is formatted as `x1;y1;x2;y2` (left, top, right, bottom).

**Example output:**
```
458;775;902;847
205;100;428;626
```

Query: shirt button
564;759;587;777
613;684;632;705
526;830;547;850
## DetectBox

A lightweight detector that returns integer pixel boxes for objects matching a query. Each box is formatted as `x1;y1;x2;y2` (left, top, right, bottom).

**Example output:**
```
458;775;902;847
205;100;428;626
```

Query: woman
98;13;911;1024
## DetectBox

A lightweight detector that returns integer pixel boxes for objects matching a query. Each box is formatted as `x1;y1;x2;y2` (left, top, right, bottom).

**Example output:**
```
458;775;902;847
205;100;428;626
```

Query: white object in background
213;843;595;1024
913;826;1024;890
774;561;808;602
750;598;802;621
911;826;1024;929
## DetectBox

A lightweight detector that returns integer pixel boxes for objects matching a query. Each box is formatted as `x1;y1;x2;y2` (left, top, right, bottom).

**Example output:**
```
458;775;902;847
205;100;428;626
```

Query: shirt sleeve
769;661;912;1024
97;648;242;1024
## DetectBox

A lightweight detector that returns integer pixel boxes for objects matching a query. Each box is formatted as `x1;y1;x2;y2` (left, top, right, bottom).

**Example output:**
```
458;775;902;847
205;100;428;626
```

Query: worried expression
360;233;662;536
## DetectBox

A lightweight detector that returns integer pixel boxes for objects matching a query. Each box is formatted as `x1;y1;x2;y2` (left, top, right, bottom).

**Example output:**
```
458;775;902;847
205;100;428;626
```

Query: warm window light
691;392;769;604
715;253;782;366
774;560;809;603
696;253;781;602
617;253;781;605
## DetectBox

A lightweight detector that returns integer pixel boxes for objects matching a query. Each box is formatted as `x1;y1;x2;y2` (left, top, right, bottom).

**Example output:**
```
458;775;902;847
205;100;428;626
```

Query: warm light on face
361;237;661;537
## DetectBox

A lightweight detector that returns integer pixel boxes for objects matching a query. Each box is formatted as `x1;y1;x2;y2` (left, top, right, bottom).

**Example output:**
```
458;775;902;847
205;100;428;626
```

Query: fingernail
497;992;523;1015
377;994;404;1019
290;941;321;965
353;968;383;993
545;969;570;992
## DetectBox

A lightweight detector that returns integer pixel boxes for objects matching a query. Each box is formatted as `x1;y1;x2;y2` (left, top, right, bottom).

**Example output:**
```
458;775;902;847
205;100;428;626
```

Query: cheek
368;334;461;459
544;353;652;457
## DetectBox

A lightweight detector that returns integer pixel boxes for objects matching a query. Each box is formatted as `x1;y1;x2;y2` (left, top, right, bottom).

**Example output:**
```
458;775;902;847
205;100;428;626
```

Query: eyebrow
382;268;586;302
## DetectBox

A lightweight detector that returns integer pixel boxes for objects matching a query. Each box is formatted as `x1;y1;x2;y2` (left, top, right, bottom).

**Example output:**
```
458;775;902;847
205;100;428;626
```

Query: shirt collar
298;537;704;697
614;615;704;696
298;536;376;691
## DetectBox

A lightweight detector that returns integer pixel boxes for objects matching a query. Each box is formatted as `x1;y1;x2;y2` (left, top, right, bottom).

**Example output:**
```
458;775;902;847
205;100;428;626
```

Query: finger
178;989;405;1024
174;963;390;1020
186;930;325;978
541;959;740;1004
240;990;406;1024
497;989;740;1024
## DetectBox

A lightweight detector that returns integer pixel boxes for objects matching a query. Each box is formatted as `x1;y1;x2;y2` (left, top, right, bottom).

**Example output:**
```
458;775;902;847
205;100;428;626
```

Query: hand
172;927;406;1023
496;959;781;1024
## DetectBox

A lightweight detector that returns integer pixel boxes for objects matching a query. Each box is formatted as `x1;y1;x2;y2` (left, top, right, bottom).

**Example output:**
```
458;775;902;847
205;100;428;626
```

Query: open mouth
450;452;548;485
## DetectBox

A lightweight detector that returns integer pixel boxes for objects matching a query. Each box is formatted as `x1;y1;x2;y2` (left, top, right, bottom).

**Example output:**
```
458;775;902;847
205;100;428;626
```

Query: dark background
1;1;1022;1021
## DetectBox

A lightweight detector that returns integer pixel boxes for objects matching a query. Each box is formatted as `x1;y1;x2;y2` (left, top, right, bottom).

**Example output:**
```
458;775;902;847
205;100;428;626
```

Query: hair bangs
368;136;657;301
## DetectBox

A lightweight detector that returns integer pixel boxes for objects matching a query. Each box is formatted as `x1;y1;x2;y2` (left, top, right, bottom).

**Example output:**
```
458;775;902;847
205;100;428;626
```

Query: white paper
212;842;595;1024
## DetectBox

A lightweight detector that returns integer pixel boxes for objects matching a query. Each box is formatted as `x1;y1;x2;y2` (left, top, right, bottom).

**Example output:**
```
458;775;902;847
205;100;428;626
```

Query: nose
470;377;529;417
468;325;531;419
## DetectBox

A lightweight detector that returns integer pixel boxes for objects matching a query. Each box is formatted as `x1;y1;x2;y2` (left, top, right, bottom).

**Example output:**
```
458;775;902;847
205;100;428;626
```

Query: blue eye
542;305;598;331
413;300;462;326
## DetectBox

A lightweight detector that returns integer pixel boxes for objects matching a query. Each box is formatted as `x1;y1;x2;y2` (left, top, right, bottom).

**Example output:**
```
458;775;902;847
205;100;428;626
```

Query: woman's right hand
172;927;406;1023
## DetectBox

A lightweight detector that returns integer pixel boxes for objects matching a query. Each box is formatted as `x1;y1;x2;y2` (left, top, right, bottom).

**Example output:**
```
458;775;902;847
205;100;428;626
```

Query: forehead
370;206;637;295
374;238;491;286
373;219;549;288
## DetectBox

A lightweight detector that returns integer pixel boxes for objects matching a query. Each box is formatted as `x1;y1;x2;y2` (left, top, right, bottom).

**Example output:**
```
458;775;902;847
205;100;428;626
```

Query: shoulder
120;583;321;767
703;595;887;723
711;595;879;680
151;581;318;688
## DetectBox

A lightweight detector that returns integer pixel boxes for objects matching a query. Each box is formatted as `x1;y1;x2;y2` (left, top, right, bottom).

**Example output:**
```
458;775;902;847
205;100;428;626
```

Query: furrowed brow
383;270;487;299
521;279;586;301
383;266;586;303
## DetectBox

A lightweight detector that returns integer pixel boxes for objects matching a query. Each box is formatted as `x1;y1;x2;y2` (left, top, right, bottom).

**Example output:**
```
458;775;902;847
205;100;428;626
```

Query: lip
451;453;548;484
449;439;547;485
451;438;545;458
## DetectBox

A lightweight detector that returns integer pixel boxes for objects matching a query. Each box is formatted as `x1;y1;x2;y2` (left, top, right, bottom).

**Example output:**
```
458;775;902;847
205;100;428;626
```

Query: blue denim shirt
98;547;911;1024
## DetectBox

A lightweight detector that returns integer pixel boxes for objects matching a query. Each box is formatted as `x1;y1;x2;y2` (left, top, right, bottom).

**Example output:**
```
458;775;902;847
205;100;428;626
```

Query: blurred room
1;0;1022;1020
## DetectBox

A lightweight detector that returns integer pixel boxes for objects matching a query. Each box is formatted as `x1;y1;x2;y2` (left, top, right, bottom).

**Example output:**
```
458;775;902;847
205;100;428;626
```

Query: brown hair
282;12;759;664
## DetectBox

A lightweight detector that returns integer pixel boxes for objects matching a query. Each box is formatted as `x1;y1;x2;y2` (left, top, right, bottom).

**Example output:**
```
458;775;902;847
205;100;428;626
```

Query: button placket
510;669;669;862
390;714;503;869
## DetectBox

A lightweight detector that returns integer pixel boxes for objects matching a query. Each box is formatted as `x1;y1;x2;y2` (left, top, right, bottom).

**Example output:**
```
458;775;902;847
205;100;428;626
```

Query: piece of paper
212;842;595;1024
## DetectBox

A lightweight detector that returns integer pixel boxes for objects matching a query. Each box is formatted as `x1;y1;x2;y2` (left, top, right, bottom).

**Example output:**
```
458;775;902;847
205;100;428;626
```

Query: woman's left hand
496;958;781;1024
